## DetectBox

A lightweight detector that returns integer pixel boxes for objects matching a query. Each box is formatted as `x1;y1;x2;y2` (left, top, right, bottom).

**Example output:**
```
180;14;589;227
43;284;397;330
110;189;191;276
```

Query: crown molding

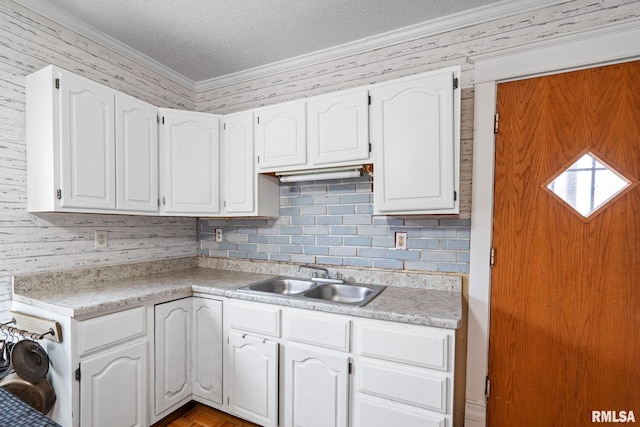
18;0;197;91
19;0;561;93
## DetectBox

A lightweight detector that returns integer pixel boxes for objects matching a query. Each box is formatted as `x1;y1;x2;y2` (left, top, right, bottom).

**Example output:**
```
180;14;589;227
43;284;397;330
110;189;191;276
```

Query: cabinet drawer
77;306;146;356
356;320;451;371
356;361;448;413
229;302;281;337
354;395;446;427
285;311;351;352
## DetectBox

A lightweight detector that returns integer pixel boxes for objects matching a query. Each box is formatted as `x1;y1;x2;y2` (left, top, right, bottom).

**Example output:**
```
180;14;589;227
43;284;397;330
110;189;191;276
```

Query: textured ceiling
23;0;508;83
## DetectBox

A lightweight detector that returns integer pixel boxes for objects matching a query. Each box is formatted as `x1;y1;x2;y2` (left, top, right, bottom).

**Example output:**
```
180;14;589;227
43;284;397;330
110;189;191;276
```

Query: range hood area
275;165;371;183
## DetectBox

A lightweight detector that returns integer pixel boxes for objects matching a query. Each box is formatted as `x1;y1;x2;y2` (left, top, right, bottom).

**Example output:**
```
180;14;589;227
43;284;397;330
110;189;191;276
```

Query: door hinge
485;376;491;400
490;247;496;267
494;113;499;134
56;189;62;200
75;366;81;382
453;77;459;90
55;78;60;90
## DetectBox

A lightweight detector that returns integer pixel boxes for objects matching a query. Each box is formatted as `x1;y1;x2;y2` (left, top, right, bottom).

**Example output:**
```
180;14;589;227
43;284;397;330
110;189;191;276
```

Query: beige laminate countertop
12;259;463;329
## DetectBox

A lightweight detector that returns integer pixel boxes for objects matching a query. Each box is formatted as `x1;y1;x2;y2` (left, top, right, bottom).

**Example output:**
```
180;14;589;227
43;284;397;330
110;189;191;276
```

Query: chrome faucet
297;264;329;278
297;265;345;283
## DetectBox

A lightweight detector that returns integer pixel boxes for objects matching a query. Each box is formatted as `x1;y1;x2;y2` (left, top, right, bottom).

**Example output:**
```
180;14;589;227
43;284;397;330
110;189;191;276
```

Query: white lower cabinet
154;296;223;417
154;298;192;414
80;341;147;427
284;345;350;427
227;332;279;426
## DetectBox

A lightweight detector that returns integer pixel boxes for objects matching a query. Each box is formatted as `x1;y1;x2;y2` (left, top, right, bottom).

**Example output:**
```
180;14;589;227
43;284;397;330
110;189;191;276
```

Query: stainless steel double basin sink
237;277;386;307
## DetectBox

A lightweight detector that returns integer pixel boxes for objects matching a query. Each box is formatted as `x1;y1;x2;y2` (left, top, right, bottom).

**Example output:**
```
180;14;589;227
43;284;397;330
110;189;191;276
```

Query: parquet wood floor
153;402;260;427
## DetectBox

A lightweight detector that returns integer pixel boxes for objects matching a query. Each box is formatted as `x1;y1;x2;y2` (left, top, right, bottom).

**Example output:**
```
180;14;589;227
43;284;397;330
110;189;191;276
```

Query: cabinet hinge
162;197;166;206
494;113;499;134
223;123;226;130
368;142;372;153
162;117;165;125
56;189;62;200
257;116;260;124
490;247;496;267
368;95;372;105
257;155;260;164
453;77;459;90
348;361;353;374
454;191;457;201
75;366;81;382
157;198;160;207
55;78;60;90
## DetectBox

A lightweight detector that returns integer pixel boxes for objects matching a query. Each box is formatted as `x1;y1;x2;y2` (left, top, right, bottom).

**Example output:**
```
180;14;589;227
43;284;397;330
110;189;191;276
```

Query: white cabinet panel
284;345;349;427
255;101;306;171
308;88;370;166
228;301;281;337
59;70;116;210
155;298;192;414
372;67;459;214
227;332;279;427
353;395;446;427
77;306;145;357
116;94;158;212
223;112;255;214
221;112;280;217
192;298;223;405
160;109;221;214
80;341;147;427
285;310;351;352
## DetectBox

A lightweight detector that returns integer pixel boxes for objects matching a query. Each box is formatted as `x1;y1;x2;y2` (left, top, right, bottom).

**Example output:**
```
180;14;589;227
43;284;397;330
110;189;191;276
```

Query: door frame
465;20;640;427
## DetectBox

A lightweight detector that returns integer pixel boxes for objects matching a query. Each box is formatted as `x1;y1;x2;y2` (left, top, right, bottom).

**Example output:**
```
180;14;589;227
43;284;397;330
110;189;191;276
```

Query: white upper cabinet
222;112;280;217
116;93;158;212
255;101;306;171
26;65;159;214
308;88;370;167
159;109;221;215
371;67;460;214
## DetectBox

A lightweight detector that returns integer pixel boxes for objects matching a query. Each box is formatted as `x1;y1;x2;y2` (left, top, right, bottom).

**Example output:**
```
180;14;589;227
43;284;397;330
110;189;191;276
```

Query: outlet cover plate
395;232;408;250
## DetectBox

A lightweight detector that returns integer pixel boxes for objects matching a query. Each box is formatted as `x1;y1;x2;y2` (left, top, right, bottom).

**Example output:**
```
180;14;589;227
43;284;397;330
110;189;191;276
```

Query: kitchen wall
196;0;639;273
1;0;637;319
0;1;198;318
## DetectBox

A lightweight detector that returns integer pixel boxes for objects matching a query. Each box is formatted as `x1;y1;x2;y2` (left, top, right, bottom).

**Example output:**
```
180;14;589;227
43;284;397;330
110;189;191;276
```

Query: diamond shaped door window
545;150;637;221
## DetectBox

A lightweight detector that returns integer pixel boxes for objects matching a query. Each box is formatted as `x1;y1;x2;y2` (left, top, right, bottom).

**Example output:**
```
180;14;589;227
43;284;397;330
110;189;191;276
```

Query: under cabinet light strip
277;167;363;183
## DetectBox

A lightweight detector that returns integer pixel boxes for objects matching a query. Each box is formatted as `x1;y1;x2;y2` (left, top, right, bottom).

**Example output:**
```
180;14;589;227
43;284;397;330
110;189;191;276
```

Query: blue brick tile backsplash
198;176;470;274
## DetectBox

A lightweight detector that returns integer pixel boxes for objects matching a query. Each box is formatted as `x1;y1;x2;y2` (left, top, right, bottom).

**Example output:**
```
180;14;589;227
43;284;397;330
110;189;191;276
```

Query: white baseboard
465;399;487;427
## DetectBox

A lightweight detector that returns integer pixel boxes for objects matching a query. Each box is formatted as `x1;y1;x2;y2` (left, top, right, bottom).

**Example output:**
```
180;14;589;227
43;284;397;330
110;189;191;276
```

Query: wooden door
80;341;147;427
489;61;640;425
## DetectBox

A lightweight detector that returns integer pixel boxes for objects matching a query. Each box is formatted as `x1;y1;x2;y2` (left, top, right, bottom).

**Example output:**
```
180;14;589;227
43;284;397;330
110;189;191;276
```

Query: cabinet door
223;112;255;214
372;69;458;214
308;89;370;166
160;109;220;214
192;298;223;404
155;298;192;415
115;94;158;212
284;345;350;427
59;71;116;210
227;332;279;427
80;341;147;427
255;102;306;171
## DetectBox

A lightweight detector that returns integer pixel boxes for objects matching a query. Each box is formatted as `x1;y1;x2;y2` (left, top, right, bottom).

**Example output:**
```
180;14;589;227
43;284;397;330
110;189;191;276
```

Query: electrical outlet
215;229;223;242
395;232;408;250
95;230;108;249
